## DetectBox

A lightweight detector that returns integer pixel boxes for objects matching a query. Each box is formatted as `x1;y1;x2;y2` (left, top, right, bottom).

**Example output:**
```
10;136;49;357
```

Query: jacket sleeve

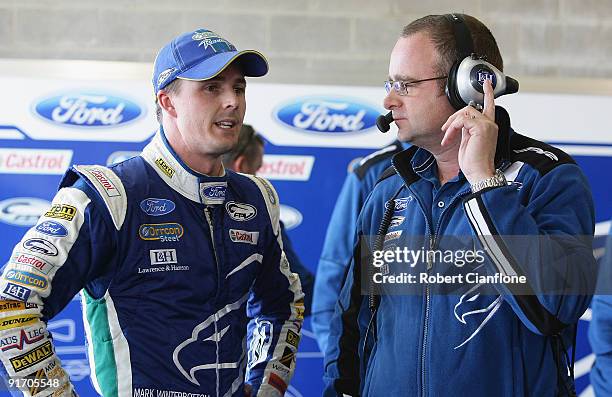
0;174;120;396
280;222;314;317
589;232;612;397
462;163;596;335
244;177;304;397
312;172;367;353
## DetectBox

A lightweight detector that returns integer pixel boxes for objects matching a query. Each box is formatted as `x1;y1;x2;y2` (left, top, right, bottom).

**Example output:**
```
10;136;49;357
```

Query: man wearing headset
324;14;596;396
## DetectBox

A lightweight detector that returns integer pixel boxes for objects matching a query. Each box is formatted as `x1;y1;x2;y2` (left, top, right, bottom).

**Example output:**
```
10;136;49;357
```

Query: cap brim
177;50;268;82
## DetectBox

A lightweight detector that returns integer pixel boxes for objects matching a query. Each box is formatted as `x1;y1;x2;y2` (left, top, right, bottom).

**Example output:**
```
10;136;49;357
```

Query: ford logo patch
35;221;68;237
274;96;379;133
34;92;143;127
385;196;413;212
140;198;176;216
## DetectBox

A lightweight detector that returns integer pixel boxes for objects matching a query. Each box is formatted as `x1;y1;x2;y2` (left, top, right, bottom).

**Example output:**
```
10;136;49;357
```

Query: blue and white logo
279;205;303;231
3;283;31;301
385;196;413;212
35;221;68;237
200;182;227;205
140;198;176;217
274;96;379;134
0;197;52;227
34;92;143;128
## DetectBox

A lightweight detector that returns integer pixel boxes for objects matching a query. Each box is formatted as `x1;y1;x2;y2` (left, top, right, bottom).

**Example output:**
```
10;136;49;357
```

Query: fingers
441;109;474;146
482;78;496;121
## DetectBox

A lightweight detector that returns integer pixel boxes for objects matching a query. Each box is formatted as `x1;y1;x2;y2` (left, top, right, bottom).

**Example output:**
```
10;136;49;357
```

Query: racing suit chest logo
138;223;184;242
225;201;257;221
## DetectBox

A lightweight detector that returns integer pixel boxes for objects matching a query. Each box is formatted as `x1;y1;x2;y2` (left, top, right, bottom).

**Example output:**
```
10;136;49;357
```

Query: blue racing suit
324;107;596;396
312;141;406;352
0;130;304;397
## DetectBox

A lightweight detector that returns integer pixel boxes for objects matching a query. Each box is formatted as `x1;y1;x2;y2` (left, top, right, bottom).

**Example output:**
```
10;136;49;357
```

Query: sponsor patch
384;230;402;242
279;347;295;369
44;204;76;221
155;157;175;178
1;328;45;352
10;340;53;373
138;223;183;242
3;283;32;301
229;229;259;245
0;315;38;331
0;300;37;313
267;372;288;394
385;196;413;212
149;249;177;266
85;168;121;197
295;299;305;320
285;330;300;348
5;270;48;290
10;252;55;275
389;216;405;228
255;177;277;205
200;182;227;205
35;221;68;237
225;202;257;222
22;238;58;257
140;198;175;216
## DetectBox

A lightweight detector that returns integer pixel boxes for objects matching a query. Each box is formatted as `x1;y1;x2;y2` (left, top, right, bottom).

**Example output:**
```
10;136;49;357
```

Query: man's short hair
222;124;265;169
155;79;182;124
402;14;503;91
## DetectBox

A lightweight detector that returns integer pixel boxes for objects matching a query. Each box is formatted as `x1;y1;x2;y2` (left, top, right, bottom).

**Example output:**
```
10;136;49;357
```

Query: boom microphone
376;111;394;133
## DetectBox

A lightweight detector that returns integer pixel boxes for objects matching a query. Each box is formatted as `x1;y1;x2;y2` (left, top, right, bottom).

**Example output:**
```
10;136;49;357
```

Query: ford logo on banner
279;204;303;230
34;92;143;127
0;197;52;227
274;96;379;134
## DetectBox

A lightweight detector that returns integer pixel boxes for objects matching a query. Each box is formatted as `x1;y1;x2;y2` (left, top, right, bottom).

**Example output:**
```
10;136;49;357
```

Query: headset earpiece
444;13;519;110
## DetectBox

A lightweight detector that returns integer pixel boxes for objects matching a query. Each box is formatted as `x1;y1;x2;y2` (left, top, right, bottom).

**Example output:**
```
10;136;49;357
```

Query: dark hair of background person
221;124;265;168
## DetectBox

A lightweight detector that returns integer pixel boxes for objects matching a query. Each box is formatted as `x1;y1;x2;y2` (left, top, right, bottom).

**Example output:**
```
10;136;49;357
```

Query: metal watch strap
470;169;507;193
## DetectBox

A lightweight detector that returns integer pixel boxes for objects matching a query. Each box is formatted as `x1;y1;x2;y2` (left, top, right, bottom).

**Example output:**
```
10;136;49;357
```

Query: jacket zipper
204;206;221;397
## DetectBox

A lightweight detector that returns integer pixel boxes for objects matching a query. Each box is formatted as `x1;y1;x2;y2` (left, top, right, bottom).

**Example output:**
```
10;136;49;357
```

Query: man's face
384;33;456;148
169;64;247;157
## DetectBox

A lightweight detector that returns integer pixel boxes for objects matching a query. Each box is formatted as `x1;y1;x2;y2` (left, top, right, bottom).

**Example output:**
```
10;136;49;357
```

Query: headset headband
445;14;474;60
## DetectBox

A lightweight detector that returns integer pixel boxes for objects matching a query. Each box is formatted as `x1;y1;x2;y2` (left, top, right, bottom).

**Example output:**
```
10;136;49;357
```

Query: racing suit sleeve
244;177;304;397
312;172;366;353
589;231;612;397
0;177;120;397
463;162;596;336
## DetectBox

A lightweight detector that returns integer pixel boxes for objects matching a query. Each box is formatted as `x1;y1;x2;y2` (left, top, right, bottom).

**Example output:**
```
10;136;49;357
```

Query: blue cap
153;29;268;94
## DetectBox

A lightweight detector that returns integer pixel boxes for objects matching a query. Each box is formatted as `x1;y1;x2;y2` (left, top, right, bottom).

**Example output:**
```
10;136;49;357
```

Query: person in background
589;228;612;396
0;28;303;396
222;124;314;317
312;139;408;352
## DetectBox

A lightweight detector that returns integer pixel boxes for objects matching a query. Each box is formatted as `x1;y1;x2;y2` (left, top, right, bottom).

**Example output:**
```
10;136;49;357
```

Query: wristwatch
470;169;507;193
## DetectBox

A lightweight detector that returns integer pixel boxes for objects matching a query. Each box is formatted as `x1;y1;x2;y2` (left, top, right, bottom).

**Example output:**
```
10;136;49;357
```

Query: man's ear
157;91;177;118
232;155;247;173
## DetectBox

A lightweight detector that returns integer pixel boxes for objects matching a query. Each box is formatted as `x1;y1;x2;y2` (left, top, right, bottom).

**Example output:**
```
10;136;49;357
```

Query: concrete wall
1;0;611;86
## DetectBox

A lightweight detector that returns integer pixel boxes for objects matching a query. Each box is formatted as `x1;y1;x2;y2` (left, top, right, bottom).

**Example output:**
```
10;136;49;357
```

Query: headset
377;13;520;132
444;13;519;110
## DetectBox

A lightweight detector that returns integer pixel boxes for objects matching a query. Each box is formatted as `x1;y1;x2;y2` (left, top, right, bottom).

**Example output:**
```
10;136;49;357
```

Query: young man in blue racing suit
324;14;596;396
0;28;303;397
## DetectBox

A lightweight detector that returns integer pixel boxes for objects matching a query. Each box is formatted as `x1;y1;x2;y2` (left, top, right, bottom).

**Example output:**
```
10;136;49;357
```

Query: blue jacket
0;131;304;397
324;107;596;397
589;231;612;397
312;141;406;352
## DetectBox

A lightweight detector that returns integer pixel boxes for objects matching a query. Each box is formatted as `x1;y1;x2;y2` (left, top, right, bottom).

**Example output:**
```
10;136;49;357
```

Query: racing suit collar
140;128;228;205
392;106;513;187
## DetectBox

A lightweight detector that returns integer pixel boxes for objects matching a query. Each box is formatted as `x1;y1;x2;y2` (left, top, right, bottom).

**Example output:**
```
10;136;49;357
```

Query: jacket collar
140;128;228;205
392;106;513;186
